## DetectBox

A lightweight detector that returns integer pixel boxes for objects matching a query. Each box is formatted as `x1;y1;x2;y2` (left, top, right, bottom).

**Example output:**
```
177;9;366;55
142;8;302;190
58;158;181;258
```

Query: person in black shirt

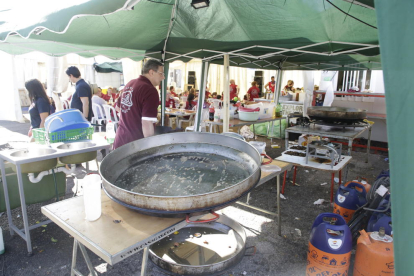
66;66;92;121
25;79;51;137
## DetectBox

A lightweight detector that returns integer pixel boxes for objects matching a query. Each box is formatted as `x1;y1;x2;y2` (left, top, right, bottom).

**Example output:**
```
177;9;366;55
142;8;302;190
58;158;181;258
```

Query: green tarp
0;0;380;70
94;62;123;73
376;0;414;274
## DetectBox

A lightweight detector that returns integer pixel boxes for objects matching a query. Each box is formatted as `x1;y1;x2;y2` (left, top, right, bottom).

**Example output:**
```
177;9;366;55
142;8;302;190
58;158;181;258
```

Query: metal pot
149;214;246;275
99;132;261;216
307;106;367;122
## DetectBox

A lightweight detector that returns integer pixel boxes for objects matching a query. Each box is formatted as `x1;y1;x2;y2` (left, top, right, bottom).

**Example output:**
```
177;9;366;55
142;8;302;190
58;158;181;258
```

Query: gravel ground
0;119;389;276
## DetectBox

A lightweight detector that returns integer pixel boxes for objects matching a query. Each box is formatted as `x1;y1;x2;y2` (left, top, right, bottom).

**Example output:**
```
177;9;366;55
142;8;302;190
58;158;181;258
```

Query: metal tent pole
222;55;230;133
161;62;169;126
195;61;209;132
275;69;283;104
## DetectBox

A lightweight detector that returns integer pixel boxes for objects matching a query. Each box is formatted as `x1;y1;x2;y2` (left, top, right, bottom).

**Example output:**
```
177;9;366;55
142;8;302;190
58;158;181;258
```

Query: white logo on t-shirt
121;87;133;113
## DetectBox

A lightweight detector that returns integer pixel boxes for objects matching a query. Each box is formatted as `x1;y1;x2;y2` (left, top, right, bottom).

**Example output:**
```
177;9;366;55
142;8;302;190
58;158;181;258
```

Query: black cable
325;0;377;29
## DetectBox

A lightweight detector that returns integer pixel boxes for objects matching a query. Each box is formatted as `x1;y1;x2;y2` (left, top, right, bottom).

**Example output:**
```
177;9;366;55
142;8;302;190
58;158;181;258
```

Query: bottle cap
108;120;112;123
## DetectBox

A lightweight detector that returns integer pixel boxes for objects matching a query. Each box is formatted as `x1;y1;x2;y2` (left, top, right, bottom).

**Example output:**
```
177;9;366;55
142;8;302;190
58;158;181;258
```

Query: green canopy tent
0;0;381;126
2;1;409;273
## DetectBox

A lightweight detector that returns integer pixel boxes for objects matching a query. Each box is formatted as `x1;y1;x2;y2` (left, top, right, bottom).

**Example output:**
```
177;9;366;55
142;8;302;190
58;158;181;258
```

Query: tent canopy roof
0;0;380;70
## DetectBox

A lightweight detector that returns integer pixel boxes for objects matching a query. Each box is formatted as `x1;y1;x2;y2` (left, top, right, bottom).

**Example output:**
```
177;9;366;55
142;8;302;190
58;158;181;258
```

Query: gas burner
297;117;311;127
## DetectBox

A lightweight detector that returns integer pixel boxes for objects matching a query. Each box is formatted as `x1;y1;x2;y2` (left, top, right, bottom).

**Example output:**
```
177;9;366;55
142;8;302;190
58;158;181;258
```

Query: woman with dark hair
25;79;51;137
185;91;197;110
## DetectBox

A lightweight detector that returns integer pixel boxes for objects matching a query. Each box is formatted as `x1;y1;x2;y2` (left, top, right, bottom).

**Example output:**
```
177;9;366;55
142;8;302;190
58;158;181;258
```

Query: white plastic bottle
106;120;116;144
0;226;4;254
83;174;102;221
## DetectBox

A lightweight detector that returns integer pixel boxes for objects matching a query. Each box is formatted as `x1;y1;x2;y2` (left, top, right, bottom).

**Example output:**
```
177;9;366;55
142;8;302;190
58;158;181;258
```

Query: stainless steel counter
0;134;111;255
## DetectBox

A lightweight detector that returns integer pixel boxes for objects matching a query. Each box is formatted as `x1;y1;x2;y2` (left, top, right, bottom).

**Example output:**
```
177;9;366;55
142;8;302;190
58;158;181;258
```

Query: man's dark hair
66;66;81;78
142;59;163;74
217;95;222;100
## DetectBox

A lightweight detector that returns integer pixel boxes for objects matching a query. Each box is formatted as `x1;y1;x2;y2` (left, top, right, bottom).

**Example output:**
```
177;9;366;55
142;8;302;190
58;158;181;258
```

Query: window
336;70;372;92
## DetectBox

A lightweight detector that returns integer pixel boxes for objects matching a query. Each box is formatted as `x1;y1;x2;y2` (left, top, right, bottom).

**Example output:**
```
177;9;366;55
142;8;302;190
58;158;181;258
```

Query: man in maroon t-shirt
113;59;165;149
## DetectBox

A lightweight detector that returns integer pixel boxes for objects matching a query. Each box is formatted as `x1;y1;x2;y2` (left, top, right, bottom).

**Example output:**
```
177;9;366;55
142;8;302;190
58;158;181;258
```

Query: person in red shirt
101;87;118;103
185;91;197;110
113;59;165;149
229;79;239;100
247;81;261;101
205;83;211;99
264;76;276;93
166;92;177;108
169;86;178;97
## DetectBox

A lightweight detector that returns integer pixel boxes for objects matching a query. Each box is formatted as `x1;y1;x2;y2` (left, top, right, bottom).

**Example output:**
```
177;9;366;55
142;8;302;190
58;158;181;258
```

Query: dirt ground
0;119;389;276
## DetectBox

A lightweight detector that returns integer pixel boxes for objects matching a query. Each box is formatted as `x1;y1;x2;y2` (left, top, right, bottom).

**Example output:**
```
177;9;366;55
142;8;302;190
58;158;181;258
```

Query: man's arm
142;119;155;137
264;83;269;90
80;97;89;119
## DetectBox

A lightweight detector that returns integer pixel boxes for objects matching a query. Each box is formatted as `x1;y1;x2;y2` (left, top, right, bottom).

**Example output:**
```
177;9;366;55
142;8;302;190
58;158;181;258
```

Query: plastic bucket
238;111;259;121
45;109;91;133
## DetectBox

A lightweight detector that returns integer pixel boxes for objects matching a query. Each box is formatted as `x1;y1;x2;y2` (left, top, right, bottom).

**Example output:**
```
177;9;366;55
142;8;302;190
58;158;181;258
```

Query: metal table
0;136;110;255
41;191;189;276
204;116;285;141
236;159;292;236
285;124;372;159
285;124;372;182
276;155;353;202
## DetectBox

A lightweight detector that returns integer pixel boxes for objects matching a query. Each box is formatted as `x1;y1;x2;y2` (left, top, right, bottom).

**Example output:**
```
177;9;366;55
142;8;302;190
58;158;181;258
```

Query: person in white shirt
91;86;106;118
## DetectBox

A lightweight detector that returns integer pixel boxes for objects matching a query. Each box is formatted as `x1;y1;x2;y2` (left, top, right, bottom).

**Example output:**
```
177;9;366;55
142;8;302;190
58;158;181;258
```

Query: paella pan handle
261;153;273;165
186;211;220;224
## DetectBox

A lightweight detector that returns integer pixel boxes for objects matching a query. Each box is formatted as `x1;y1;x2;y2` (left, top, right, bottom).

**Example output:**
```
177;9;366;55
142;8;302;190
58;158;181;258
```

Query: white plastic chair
91;103;106;132
102;104;119;131
180;96;187;103
62;100;69;110
178;106;197;129
185;107;208;132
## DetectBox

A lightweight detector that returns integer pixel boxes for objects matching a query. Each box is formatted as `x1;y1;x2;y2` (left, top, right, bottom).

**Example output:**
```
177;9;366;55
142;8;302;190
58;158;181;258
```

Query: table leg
330;173;335;203
292;166;297;186
277;175;281;236
279;118;282;140
95;158;100;171
85;161;89;172
253;124;256;140
246;192;251;205
347;139;353;156
15;165;32;255
71;240;79;276
141;246;149;276
366;126;372;163
339;170;342;186
78;242;97;276
0;160;14;236
285;130;289;150
282;170;287;194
